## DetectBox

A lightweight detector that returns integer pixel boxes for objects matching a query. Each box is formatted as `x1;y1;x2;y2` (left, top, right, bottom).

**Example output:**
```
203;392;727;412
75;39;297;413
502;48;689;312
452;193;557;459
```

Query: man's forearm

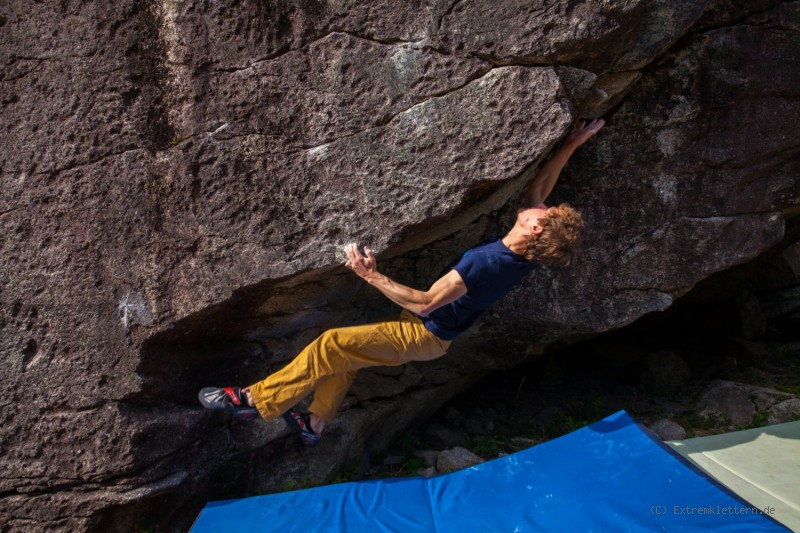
525;119;605;206
345;244;467;316
525;143;576;206
363;272;432;316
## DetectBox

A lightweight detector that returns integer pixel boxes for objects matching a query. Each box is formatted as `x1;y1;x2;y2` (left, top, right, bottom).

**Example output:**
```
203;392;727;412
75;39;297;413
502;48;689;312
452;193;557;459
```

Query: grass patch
333;464;360;484
281;477;316;492
758;341;800;394
364;431;432;480
675;410;731;437
776;384;800;395
749;409;770;429
465;435;512;458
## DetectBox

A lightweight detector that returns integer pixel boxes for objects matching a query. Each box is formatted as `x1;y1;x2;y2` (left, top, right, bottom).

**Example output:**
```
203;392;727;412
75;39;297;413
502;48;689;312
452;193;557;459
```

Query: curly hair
524;203;583;267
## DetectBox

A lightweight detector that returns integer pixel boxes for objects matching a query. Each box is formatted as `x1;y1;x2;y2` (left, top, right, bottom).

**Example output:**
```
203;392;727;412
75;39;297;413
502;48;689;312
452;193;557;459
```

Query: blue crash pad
191;411;789;532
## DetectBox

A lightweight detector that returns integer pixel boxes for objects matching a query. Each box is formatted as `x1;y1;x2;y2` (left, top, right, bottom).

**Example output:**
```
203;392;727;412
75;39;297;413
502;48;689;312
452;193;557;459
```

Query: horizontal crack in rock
214;30;431;73
33;148;146;177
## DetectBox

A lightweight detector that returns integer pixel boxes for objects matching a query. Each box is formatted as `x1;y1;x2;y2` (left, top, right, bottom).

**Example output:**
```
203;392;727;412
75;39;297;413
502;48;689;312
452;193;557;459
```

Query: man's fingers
344;242;376;264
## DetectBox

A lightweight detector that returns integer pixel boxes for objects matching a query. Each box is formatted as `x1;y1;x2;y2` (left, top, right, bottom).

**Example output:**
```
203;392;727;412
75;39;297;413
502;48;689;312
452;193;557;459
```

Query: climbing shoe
282;408;321;447
198;387;259;421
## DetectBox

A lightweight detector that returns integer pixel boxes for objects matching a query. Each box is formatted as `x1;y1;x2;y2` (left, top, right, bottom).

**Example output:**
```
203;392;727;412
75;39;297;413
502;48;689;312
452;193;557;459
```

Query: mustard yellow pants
247;310;451;422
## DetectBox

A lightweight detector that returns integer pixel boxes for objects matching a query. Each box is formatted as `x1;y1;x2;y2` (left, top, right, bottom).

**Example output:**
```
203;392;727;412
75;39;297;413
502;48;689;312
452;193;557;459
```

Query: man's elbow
414;294;437;317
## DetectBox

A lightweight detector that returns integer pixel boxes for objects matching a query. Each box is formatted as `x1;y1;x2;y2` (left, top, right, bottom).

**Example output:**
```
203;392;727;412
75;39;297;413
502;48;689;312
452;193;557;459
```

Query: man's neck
501;230;528;256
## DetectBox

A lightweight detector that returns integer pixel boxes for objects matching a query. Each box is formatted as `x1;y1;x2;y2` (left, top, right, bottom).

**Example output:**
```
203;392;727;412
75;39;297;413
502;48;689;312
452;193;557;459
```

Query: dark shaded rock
760;285;800;319
636;351;691;395
462;415;495;436
727;338;770;369
613;0;709;71
349;366;422;403
423;422;469;449
667;290;766;341
748;241;800;294
382;455;405;466
786;312;800;332
533;405;564;428
592;343;647;368
418;449;440;467
783;243;800;281
441;406;462;424
533;353;564;387
610;384;643;400
648;419;687;441
577;71;641;117
710;355;740;380
694;0;783;30
734;291;767;340
436;446;484;474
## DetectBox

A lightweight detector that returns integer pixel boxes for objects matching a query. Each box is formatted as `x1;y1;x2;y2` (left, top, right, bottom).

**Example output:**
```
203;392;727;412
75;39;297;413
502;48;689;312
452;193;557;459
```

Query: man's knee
316;328;342;349
308;327;354;371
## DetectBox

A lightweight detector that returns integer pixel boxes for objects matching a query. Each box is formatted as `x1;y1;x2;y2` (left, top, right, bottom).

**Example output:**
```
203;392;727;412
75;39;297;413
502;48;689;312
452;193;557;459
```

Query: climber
199;118;605;446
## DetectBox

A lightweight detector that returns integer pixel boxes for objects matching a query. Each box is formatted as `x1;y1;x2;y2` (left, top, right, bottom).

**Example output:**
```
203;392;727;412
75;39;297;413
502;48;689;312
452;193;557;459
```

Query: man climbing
200;119;605;446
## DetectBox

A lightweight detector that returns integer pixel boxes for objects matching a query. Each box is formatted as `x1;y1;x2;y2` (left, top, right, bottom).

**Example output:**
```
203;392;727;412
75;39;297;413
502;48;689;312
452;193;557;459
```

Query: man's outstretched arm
345;244;466;317
524;119;605;207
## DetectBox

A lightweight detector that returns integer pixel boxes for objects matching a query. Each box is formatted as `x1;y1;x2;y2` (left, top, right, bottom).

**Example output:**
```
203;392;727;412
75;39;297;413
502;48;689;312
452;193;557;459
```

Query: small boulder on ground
648;419;687;441
418;466;438;478
696;380;786;427
510;437;537;450
436;446;485;474
768;398;800;425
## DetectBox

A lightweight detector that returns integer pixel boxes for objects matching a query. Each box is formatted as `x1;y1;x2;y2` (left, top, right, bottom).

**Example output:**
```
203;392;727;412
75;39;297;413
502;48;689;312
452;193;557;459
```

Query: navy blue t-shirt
421;238;539;340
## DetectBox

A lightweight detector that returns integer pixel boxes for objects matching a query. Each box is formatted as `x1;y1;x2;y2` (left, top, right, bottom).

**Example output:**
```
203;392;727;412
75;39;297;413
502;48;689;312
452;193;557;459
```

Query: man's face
516;205;549;235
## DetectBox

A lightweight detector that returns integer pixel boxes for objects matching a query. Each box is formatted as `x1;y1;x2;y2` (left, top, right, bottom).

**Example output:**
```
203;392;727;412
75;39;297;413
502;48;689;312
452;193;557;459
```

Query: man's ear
531;224;544;236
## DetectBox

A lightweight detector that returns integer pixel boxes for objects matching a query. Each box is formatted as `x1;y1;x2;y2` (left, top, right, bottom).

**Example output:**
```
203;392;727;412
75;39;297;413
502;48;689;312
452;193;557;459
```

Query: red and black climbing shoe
198;387;259;421
282;408;321;447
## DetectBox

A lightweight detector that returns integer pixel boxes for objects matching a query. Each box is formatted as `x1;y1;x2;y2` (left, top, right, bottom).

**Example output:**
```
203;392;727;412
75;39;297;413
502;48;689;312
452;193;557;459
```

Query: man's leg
246;328;352;421
247;310;450;427
307;371;356;435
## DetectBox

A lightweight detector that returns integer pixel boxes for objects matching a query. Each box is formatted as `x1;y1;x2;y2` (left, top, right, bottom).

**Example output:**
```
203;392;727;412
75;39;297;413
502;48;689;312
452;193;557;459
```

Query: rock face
1;1;798;531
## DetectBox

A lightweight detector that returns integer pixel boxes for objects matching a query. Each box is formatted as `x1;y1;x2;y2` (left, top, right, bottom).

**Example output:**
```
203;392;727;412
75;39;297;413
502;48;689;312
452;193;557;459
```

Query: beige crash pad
667;421;800;531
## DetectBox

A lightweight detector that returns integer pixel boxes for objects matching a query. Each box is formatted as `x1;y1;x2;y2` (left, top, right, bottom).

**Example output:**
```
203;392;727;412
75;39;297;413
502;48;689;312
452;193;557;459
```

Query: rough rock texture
1;0;799;531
